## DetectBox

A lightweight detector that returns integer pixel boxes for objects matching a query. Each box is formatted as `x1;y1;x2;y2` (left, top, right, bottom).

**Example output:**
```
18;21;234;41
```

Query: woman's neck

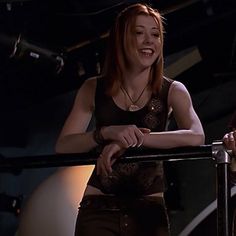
123;67;151;90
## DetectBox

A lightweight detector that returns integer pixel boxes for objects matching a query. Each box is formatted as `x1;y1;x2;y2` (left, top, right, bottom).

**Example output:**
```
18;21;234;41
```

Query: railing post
212;141;231;236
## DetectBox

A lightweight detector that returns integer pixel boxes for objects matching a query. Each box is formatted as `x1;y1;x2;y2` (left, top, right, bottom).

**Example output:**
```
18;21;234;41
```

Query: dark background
0;0;236;235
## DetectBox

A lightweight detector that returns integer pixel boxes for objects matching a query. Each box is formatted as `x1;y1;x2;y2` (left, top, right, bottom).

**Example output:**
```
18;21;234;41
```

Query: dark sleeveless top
87;77;174;196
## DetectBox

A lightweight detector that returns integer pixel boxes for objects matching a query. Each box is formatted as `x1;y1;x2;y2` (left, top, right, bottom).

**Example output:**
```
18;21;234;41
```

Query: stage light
0;33;64;74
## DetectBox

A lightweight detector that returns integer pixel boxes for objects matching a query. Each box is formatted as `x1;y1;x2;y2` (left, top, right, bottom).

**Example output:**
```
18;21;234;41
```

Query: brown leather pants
75;195;170;236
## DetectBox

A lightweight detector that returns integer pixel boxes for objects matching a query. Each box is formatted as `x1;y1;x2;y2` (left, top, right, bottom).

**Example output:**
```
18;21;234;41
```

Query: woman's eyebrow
135;25;159;30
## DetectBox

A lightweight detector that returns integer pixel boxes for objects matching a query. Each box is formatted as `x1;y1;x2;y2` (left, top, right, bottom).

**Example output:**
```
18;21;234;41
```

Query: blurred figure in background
223;110;236;236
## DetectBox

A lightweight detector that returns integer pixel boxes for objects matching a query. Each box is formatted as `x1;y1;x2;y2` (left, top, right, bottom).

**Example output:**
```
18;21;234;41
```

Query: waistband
79;194;165;211
84;185;164;198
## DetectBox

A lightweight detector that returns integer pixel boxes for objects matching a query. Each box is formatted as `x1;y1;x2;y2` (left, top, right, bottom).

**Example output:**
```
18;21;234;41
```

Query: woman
55;3;205;236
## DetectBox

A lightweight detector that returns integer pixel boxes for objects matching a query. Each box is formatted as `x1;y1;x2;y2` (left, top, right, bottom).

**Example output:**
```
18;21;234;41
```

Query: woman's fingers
123;128;144;147
106;143;125;174
103;125;148;148
97;143;122;176
104;144;120;173
134;129;145;147
125;132;138;147
139;128;151;134
123;135;133;148
104;152;113;174
97;154;108;176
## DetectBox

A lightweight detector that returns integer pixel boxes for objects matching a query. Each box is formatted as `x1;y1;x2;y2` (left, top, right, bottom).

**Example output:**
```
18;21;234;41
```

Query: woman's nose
144;33;153;44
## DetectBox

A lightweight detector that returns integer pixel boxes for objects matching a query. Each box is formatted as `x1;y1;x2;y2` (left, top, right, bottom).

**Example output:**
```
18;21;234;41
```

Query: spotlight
0;33;64;74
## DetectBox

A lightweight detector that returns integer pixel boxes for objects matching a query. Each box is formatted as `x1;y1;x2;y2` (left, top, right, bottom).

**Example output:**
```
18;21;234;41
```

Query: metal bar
212;141;231;236
0;142;231;236
0;145;212;171
217;164;230;236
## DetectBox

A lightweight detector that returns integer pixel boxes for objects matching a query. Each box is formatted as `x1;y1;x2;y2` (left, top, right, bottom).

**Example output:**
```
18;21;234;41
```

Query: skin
55;15;205;177
125;15;161;72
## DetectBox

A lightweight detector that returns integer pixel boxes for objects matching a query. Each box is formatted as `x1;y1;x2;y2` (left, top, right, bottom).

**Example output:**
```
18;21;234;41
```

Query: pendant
128;104;140;112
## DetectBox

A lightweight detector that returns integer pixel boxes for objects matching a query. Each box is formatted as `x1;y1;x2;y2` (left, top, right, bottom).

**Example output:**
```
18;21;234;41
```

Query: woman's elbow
192;132;205;146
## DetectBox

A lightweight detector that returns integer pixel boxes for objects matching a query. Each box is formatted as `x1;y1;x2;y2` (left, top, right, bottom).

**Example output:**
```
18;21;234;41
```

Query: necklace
120;84;148;111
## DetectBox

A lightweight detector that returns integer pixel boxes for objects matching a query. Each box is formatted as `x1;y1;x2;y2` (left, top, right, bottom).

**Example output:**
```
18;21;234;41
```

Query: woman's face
126;14;162;70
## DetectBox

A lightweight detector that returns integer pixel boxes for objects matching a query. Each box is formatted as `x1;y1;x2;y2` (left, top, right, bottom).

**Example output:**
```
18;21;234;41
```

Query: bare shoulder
74;76;98;110
76;76;98;100
169;80;189;94
168;80;192;107
81;76;97;92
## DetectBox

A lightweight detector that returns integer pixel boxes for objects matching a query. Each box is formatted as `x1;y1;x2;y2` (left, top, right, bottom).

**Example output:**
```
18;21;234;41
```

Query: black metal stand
212;141;231;236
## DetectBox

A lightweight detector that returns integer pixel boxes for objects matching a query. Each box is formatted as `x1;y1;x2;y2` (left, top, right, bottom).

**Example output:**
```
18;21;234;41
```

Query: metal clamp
212;140;231;164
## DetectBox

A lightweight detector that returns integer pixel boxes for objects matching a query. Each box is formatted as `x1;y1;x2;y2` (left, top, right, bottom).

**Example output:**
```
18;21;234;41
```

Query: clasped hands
96;125;150;176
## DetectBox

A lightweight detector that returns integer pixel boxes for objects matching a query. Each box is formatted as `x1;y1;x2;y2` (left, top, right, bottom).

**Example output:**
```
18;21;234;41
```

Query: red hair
102;3;165;96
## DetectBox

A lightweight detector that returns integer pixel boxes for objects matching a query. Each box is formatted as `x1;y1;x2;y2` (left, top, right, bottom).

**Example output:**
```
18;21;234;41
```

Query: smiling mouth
139;48;154;57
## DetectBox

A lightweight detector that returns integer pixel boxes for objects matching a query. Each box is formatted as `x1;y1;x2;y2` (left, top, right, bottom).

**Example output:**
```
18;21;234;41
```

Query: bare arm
97;81;205;176
142;81;205;148
55;77;151;153
55;77;98;153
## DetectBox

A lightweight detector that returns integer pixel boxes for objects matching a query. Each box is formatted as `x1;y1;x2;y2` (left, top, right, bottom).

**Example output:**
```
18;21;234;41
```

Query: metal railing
0;141;232;236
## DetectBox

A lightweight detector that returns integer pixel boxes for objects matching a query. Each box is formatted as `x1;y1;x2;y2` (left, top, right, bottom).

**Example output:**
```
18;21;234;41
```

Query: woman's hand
223;131;236;156
96;142;125;176
101;125;150;148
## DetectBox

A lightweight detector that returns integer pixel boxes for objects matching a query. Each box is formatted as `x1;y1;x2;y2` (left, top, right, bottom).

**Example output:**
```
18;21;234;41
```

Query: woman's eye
136;31;143;35
152;33;160;38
